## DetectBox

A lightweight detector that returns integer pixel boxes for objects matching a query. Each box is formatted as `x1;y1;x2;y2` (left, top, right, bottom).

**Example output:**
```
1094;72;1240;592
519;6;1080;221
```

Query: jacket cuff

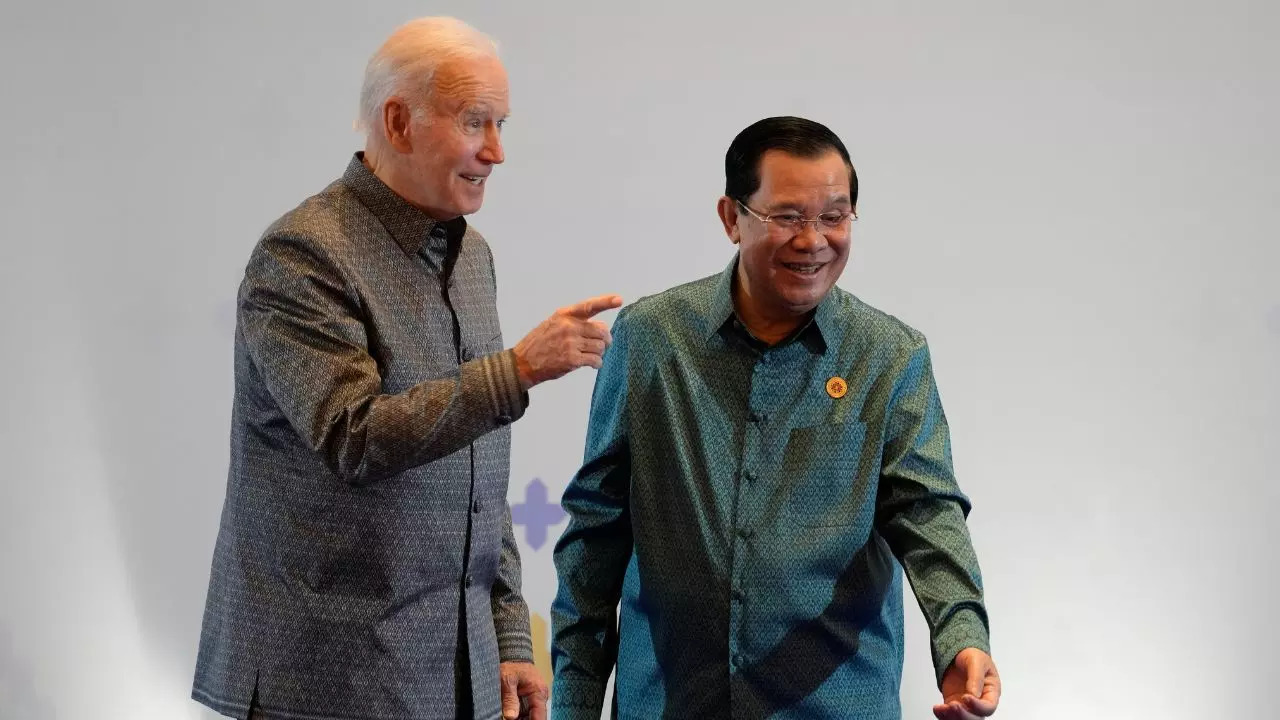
497;632;534;664
479;349;528;424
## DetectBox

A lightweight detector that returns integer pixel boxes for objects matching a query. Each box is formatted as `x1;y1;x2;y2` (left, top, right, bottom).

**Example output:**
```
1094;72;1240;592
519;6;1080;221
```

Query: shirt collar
341;152;466;267
706;254;836;355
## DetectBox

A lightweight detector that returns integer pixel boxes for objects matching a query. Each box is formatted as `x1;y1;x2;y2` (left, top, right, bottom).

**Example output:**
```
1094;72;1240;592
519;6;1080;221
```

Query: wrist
513;347;535;391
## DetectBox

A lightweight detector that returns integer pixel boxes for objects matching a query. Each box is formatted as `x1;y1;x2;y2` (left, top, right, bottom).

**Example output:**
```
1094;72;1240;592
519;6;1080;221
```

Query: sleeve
549;308;636;719
238;231;527;486
875;339;991;686
491;502;535;662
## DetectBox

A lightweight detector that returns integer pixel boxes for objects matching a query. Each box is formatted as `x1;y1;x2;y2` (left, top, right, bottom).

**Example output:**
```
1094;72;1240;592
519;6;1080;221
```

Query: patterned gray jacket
193;153;532;720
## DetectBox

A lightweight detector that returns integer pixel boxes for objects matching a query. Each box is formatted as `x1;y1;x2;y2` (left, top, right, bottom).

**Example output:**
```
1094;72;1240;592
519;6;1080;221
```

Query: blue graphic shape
511;478;567;550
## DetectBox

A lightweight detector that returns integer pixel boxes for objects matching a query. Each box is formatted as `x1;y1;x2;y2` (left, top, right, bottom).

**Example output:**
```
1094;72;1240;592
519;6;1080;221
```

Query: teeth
463;176;484;185
784;263;821;274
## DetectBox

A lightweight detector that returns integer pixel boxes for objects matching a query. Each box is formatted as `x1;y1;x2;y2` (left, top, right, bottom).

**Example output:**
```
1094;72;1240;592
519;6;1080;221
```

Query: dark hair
725;116;857;205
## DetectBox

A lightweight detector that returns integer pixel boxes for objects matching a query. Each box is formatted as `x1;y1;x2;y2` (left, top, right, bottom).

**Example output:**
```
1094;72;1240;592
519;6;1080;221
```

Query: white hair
357;17;499;138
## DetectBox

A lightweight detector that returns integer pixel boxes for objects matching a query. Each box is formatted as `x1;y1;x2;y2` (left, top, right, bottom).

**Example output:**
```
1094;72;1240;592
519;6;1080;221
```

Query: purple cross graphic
511;479;567;550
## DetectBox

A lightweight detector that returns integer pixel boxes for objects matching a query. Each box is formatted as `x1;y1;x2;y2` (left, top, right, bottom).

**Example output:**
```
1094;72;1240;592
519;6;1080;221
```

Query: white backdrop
2;2;1277;718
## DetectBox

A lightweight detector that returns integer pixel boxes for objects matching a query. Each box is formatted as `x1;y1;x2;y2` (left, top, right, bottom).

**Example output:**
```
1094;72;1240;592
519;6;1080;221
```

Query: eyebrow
459;105;511;123
767;201;807;213
765;196;853;213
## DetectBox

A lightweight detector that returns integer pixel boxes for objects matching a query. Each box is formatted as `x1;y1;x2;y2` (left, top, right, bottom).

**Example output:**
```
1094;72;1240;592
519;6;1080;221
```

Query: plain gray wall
2;1;1276;718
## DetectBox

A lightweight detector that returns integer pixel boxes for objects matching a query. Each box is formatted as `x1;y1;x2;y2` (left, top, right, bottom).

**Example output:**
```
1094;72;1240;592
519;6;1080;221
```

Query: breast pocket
782;421;869;528
458;298;503;361
467;330;504;357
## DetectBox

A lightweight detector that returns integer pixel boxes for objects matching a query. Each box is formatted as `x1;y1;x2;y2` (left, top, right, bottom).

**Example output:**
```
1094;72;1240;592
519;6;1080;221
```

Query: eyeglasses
736;200;857;237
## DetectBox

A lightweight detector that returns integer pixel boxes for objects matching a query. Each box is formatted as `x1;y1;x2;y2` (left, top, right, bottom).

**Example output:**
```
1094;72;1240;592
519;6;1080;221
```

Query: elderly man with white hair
192;17;616;720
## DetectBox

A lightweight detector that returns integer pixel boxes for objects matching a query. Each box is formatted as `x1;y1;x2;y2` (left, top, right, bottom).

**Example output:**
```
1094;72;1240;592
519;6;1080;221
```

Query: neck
362;142;395;187
361;144;457;221
731;267;807;346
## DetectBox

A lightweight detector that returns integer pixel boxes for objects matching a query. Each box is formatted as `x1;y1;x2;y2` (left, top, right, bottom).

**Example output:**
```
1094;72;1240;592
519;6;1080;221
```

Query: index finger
562;294;623;319
527;690;548;720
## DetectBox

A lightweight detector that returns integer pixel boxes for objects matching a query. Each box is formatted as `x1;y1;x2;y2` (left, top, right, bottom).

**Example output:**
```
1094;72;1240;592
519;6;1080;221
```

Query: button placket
730;353;774;683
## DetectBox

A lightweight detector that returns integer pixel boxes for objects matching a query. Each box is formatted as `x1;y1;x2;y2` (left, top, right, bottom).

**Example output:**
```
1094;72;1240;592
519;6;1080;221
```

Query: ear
717;196;741;245
382;97;414;153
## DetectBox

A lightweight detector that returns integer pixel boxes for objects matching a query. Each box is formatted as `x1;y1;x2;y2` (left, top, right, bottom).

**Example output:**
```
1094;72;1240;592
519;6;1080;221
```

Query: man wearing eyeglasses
550;116;1000;719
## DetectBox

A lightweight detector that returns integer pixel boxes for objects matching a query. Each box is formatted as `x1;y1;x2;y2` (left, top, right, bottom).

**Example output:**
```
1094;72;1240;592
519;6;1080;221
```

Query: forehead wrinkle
435;74;483;98
436;85;506;109
431;61;507;112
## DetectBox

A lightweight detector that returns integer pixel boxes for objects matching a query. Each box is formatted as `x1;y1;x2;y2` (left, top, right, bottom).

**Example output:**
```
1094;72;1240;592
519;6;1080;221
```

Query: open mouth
461;174;487;186
781;261;825;276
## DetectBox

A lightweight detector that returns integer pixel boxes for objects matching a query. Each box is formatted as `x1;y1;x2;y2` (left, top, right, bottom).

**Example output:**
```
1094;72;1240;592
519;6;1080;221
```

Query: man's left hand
934;647;1001;719
499;661;548;720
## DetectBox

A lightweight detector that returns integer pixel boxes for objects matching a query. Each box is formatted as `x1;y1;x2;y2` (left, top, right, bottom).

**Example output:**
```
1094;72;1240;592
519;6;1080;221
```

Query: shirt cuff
931;606;991;686
550;676;608;719
479;349;529;425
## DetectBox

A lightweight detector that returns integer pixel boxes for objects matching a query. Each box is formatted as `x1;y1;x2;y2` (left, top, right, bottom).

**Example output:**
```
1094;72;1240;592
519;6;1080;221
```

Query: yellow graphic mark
530;612;553;686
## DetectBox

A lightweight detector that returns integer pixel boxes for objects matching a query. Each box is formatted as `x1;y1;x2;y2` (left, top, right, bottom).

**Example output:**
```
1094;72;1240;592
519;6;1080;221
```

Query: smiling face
721;149;854;332
382;53;509;219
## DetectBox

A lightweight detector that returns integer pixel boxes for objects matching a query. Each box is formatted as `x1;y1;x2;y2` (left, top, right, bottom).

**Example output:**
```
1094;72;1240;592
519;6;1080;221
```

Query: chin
779;277;828;300
456;196;485;216
779;288;827;313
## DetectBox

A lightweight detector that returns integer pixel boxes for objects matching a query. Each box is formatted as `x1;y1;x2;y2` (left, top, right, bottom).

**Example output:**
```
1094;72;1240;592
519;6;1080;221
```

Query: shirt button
732;588;745;603
472;499;482;514
741;470;755;484
737;527;753;540
464;574;474;588
462;349;474;362
748;411;767;423
733;653;745;668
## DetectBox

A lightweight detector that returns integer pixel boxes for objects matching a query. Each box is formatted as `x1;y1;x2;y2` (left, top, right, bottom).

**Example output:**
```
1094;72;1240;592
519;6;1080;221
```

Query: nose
477;125;504;165
789;222;828;252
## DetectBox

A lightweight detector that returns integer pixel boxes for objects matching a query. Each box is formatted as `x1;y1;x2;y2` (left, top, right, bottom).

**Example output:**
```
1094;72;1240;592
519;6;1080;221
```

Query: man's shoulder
830;286;928;354
255;178;367;256
615;272;720;335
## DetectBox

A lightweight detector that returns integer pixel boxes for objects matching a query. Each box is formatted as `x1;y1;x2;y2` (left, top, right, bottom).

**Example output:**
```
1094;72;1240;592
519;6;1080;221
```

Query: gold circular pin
826;376;847;399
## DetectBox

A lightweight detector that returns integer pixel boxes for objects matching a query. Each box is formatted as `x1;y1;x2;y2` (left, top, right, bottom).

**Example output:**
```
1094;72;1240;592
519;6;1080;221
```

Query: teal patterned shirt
550;257;990;720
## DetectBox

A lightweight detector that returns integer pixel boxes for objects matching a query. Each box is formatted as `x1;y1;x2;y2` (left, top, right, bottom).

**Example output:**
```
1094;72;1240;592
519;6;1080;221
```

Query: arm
492;503;534;662
549;310;635;719
493;504;548;720
875;339;990;685
239;231;526;485
482;237;536;663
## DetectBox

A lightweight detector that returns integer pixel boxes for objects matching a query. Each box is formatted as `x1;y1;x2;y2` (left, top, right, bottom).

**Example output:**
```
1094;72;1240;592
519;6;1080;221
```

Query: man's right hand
513;294;623;390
